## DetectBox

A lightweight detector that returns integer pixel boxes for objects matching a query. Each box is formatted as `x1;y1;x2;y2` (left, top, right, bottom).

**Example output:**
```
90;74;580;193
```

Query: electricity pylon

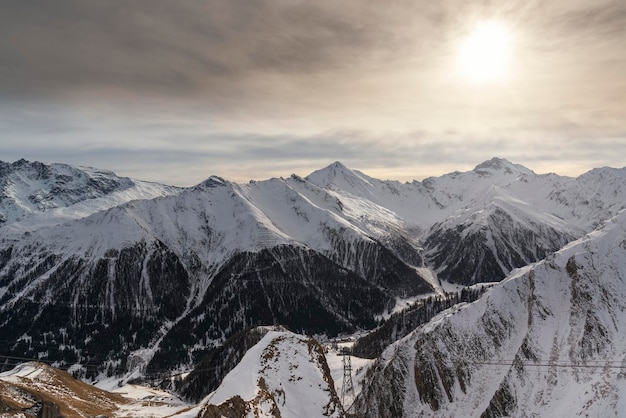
341;348;355;411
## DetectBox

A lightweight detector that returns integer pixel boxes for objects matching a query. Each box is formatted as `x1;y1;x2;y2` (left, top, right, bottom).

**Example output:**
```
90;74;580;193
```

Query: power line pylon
341;348;355;411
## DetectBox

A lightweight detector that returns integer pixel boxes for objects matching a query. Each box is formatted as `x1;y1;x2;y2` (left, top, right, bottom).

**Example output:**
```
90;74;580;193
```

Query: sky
1;0;625;186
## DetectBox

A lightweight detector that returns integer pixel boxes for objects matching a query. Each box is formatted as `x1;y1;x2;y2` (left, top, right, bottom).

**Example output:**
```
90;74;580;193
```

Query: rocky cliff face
354;210;626;417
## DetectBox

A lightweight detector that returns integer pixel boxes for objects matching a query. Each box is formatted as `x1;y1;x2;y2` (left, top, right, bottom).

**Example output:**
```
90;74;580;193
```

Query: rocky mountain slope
354;209;626;417
1;157;625;383
0;361;196;417
0;362;125;417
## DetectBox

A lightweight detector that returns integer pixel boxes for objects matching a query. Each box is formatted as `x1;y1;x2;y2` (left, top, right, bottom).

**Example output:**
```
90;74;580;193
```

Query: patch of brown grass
1;363;127;418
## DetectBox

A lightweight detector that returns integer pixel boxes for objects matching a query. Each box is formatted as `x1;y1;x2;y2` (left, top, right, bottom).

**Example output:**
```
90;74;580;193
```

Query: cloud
3;1;624;93
0;1;624;184
551;2;626;42
0;1;428;99
3;118;624;187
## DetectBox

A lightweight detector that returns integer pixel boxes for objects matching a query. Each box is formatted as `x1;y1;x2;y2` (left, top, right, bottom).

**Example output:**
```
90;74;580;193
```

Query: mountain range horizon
5;156;623;188
1;155;626;417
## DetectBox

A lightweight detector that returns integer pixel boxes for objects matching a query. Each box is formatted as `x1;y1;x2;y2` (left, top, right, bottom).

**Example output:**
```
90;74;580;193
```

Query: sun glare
459;21;512;84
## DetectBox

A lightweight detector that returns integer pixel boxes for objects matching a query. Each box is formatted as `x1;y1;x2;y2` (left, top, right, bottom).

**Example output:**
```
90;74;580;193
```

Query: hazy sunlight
458;21;513;84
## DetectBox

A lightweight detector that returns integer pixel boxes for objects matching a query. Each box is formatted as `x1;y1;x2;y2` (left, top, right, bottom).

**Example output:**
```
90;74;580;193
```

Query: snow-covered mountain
1;157;625;384
0;162;435;378
192;328;344;418
307;158;626;285
354;209;626;417
424;185;578;285
0;159;180;232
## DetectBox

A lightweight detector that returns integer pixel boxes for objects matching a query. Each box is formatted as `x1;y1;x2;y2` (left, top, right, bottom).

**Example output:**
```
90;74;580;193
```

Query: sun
458;21;512;84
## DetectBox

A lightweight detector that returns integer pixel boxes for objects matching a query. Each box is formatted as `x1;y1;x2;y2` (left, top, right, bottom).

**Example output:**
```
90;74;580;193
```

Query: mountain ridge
1;157;626;386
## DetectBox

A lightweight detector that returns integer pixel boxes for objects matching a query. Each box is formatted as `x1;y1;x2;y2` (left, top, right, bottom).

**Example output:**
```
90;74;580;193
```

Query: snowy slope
0;159;180;233
308;158;626;234
305;158;626;284
424;184;580;284
306;158;626;285
197;330;343;418
355;209;626;417
306;161;436;227
0;170;434;309
2;169;431;286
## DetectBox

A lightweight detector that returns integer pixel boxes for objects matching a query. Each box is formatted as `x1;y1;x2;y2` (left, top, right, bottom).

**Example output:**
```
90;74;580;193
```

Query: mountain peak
473;157;533;176
197;175;228;188
328;160;349;170
319;161;351;173
305;161;358;187
11;158;31;167
316;161;352;177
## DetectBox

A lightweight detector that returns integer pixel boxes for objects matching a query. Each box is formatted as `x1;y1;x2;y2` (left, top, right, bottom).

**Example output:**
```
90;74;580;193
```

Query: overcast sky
1;0;625;185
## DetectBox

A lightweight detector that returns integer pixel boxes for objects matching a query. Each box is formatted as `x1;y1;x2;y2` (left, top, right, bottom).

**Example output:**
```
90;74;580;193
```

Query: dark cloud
0;0;429;99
